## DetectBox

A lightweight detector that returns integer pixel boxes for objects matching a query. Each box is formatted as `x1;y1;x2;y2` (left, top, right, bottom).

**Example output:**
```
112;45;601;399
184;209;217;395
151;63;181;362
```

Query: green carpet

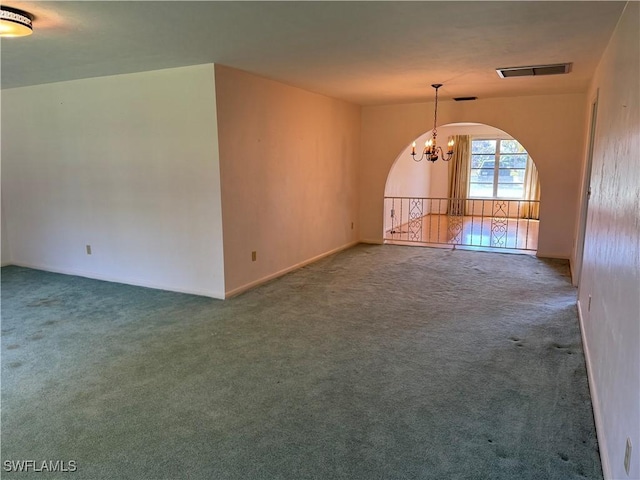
1;244;601;479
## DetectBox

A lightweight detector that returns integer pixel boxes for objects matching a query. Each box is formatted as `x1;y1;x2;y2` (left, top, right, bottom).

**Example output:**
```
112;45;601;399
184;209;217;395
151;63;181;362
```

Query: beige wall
360;94;587;258
576;3;640;479
1;65;226;297
215;65;361;296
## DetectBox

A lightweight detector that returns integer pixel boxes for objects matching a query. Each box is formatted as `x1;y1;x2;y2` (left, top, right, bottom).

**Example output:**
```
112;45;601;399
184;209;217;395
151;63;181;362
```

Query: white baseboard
577;299;611;480
7;261;224;299
225;241;359;298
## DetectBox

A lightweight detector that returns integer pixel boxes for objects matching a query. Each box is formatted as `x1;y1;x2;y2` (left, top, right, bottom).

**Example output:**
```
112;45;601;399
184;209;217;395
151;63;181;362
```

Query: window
469;139;529;199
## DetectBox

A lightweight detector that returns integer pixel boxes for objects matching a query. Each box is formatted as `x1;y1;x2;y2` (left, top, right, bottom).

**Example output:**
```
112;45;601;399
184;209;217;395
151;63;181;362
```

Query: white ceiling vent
496;63;572;78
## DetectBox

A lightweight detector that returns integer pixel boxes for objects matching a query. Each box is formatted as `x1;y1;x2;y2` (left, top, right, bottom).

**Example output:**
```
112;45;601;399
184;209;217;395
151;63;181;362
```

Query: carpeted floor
1;244;601;479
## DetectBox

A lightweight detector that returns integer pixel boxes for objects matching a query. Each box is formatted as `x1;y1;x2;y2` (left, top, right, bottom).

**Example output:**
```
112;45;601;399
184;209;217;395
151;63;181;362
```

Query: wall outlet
624;437;632;475
86;245;92;255
251;251;257;262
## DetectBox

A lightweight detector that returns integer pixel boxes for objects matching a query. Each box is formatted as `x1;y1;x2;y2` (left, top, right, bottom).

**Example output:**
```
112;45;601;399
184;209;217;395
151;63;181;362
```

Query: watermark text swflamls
3;460;77;473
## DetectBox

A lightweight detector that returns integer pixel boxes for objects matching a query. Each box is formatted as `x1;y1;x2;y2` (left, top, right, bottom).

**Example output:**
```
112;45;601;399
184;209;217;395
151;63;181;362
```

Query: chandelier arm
411;151;427;162
438;147;453;162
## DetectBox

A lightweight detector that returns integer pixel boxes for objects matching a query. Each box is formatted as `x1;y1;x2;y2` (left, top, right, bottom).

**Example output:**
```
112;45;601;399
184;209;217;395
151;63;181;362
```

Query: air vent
496;63;572;78
453;96;477;102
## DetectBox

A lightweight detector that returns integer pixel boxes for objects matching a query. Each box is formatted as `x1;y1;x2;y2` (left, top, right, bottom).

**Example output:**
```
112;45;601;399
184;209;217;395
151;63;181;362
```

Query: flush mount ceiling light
1;6;33;37
411;84;455;163
496;63;572;78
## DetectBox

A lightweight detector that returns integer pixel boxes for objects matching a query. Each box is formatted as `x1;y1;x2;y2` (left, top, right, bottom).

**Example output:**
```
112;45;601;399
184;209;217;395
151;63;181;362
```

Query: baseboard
359;238;383;245
577;299;611;480
7;261;225;299
225;241;359;298
536;251;570;260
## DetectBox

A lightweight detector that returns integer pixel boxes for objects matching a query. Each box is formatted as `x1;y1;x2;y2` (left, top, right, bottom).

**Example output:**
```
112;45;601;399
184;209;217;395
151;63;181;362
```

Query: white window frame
468;136;529;200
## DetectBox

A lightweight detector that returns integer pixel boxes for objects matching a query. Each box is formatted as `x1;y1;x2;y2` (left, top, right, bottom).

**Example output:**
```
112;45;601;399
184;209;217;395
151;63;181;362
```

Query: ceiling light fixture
411;84;454;163
1;6;33;37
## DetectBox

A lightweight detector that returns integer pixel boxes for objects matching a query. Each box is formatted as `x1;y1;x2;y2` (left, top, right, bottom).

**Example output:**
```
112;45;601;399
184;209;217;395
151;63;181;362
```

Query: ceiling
0;1;626;105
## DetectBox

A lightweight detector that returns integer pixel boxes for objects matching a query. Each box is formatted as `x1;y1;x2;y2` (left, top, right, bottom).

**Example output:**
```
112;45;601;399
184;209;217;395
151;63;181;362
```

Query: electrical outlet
624;437;632;475
251;251;257;262
86;245;92;255
588;294;592;312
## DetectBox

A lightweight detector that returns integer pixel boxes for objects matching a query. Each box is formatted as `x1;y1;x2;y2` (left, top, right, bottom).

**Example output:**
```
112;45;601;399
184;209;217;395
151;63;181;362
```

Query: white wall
1;201;9;266
214;65;361;296
382;128;435;235
384;138;434;200
1;90;9;267
360;93;586;259
1;65;226;298
576;3;640;479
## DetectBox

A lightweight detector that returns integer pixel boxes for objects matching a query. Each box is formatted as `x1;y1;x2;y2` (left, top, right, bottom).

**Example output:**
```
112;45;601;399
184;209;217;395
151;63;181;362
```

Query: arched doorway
383;123;541;253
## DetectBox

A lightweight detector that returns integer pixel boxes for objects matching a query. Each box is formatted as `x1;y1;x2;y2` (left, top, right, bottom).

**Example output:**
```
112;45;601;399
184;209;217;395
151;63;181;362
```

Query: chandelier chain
433;85;439;140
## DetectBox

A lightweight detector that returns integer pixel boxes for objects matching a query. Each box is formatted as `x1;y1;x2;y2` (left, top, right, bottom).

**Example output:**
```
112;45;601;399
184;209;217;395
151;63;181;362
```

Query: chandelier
411;84;454;162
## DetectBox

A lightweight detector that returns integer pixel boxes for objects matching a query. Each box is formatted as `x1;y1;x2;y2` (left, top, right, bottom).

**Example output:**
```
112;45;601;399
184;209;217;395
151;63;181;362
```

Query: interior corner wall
359;93;587;258
576;2;640;479
214;65;360;296
1;64;226;298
